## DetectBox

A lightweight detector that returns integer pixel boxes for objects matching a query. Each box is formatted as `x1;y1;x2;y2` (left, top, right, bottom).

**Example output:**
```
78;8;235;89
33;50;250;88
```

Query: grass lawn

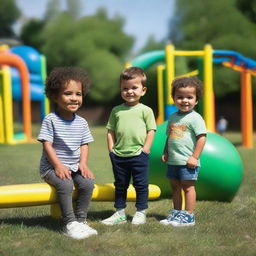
0;126;256;256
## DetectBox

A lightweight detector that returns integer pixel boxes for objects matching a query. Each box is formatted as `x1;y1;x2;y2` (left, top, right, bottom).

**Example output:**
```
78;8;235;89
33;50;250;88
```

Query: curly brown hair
45;67;90;100
120;67;147;87
171;76;203;101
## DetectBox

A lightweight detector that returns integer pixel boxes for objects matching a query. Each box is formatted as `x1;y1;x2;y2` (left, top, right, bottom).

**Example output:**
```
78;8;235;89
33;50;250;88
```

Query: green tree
20;0;60;48
236;0;256;23
0;0;20;37
170;0;256;55
20;19;45;49
39;9;134;103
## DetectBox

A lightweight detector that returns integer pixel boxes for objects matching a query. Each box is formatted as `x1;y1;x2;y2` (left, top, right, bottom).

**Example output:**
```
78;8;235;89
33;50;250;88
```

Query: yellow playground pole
176;70;199;78
0;70;4;143
165;44;175;105
156;65;165;124
41;55;50;115
203;44;215;132
2;66;15;144
125;62;132;69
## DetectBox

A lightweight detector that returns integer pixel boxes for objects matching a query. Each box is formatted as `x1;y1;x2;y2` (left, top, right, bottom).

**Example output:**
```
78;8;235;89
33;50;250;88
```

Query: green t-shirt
106;103;156;157
166;110;207;166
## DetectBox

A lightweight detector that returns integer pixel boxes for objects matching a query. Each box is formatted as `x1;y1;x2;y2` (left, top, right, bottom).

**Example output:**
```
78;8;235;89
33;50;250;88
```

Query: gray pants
44;169;95;224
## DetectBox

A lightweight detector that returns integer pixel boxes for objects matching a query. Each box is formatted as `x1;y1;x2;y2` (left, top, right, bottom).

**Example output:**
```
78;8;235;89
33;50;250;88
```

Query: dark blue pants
109;151;149;211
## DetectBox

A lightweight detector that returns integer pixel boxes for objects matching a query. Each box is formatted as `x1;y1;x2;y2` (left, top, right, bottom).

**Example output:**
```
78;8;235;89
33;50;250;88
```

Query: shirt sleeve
192;114;207;136
81;119;94;145
144;107;157;131
37;115;54;143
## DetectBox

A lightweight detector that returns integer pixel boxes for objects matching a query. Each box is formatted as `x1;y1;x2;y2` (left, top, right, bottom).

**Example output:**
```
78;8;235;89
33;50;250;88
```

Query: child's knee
86;179;95;192
78;178;95;192
57;179;74;194
182;183;195;194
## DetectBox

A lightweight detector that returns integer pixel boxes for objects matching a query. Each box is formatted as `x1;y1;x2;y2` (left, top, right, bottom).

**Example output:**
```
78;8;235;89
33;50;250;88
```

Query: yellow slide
0;183;161;208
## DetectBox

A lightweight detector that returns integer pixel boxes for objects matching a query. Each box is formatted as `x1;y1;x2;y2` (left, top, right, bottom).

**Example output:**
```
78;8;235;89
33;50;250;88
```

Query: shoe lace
167;210;179;221
178;212;192;223
166;213;173;221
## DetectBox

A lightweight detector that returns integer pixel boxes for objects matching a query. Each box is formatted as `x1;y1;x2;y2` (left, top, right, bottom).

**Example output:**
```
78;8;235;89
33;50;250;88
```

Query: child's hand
142;147;150;154
55;164;72;180
79;163;95;179
161;153;168;163
186;156;198;169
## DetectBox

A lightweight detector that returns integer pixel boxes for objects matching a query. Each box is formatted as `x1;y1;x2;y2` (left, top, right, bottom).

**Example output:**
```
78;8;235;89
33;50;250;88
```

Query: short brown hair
171;76;203;101
45;66;90;100
120;67;147;87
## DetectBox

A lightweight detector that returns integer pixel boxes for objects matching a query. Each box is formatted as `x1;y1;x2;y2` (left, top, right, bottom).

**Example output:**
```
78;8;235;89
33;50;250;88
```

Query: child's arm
143;129;155;154
161;137;169;163
107;129;116;152
186;134;207;168
79;144;95;179
42;141;72;179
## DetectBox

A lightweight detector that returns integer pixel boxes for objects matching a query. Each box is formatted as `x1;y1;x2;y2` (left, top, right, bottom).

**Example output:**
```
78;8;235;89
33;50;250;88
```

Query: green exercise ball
149;121;243;201
197;132;243;201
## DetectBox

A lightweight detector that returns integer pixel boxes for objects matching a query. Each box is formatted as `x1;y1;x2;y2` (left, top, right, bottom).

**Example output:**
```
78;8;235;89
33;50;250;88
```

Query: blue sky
15;0;174;52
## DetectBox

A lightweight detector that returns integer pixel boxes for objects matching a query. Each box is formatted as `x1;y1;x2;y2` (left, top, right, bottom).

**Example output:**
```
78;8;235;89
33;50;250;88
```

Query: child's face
54;80;83;119
173;86;198;113
120;76;146;106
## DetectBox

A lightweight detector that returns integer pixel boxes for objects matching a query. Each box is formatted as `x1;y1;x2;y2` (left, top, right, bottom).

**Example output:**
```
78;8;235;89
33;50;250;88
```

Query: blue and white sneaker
171;210;195;227
160;209;180;225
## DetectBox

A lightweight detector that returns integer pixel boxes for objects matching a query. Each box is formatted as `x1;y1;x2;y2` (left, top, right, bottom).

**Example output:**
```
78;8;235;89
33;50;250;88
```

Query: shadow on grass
0;210;167;231
88;210;166;222
88;210;119;221
147;213;167;221
0;210;125;230
0;216;62;231
232;142;242;147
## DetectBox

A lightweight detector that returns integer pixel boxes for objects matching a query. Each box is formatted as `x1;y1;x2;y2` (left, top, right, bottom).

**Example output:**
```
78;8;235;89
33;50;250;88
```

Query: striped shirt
38;112;93;176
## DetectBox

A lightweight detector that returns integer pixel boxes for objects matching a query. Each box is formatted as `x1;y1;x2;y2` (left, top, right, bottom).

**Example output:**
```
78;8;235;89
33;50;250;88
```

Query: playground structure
0;44;249;212
0;45;49;144
127;44;246;201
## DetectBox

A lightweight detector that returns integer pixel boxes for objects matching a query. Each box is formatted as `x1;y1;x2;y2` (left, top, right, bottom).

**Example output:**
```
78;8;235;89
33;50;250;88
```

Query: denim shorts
166;165;199;181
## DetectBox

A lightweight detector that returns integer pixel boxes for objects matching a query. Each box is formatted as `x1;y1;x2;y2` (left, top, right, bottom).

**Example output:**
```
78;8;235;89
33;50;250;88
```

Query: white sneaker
101;212;127;225
132;211;146;225
64;221;90;240
79;222;98;236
